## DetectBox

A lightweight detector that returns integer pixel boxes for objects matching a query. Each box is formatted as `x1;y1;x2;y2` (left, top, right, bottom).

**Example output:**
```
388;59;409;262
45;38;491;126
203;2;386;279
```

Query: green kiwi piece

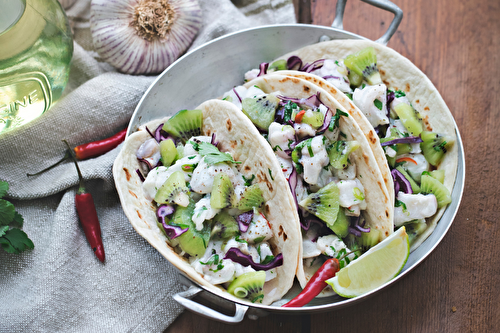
159;139;178;167
236;184;264;212
360;227;381;251
227;271;266;302
430;169;445;184
268;59;287;72
162;109;203;143
348;69;363;88
211;211;239;240
330;207;349;238
405;222;428;245
420;174;451;208
394;103;423;136
327;141;360;170
380;127;412;155
420;131;455;167
155;171;190;207
210;172;236;209
396;166;421;193
241;94;280;130
299;181;340;224
344;47;381;85
175;143;184;159
301;111;324;128
171;200;210;257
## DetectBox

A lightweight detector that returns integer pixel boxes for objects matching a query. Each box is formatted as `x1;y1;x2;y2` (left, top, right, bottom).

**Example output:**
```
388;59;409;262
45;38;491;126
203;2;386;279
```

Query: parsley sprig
191;141;241;165
0;181;34;254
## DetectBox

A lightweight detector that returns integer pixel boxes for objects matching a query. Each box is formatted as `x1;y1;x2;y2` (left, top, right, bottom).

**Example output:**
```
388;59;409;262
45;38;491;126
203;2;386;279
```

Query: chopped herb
222;95;232;102
374;99;383;110
273;145;283;152
434;141;447;152
334;60;340;66
353;187;365;201
254;85;260;89
345;93;353;100
197;142;241;165
361;83;366;89
288;139;294;149
306;140;314;157
235;235;248;244
283;101;298;123
340;131;347;138
251;294;264;303
268;168;274;181
395;89;406;98
261;255;275;265
188;156;196;160
242;174;255;186
200;254;224;272
329;109;349;131
254;236;266;244
395;199;408;212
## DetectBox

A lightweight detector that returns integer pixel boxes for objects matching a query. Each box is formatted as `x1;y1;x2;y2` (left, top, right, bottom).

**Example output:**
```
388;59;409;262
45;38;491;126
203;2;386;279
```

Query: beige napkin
0;0;295;331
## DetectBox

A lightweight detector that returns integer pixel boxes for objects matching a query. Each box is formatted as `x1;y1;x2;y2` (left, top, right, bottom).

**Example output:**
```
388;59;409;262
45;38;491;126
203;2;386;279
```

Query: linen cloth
0;0;296;331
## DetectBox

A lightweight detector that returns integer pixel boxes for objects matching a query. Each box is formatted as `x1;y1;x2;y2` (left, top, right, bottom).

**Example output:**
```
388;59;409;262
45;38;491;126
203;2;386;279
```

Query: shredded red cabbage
274;105;285;123
233;88;242;103
157;205;186;239
287;56;302;70
316;107;332;134
323;75;341;80
381;136;423;146
355;224;371;233
392;168;413;196
210;133;219;147
302;59;325;73
288;167;298;209
236;211;253;233
224;247;283;271
145;126;155;138
386;90;395;118
257;62;269;77
277;92;323;110
348;226;362;237
136;169;145;182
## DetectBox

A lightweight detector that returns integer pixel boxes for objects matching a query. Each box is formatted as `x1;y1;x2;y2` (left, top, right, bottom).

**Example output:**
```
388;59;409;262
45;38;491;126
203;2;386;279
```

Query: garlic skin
90;0;202;75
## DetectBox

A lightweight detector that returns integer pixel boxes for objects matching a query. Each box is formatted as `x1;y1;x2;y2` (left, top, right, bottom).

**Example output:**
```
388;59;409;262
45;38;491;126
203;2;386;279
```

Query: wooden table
167;0;500;331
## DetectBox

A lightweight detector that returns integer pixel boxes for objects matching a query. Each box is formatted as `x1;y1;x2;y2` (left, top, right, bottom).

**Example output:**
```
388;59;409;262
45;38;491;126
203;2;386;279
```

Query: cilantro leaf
0;181;8;199
374;99;383;110
204;153;237;165
197;142;241;165
197;142;220;155
13;211;24;227
0;228;34;254
0;199;16;225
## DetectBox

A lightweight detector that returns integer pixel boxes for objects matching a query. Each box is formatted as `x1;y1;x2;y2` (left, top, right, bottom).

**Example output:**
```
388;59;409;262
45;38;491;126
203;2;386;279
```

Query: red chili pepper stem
282;258;340;308
63;140;105;263
26;151;71;177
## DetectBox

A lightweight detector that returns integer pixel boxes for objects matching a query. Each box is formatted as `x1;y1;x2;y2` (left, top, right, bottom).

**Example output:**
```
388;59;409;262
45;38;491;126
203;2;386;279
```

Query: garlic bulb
90;0;202;75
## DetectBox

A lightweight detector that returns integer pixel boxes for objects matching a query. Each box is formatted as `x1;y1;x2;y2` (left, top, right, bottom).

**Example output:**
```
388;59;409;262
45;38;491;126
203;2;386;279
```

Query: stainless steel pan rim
126;0;465;322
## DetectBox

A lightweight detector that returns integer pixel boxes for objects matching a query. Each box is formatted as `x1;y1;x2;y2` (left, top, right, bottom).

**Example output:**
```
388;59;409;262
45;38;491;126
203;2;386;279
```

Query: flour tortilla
243;74;393;290
273;40;458;251
113;99;302;305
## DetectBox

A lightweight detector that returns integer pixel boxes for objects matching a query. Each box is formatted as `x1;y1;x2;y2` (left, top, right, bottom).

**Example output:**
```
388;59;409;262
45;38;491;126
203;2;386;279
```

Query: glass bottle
0;0;73;134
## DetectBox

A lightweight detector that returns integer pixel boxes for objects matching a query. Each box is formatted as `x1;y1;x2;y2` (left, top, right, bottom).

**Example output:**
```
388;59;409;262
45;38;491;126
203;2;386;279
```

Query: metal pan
126;0;465;323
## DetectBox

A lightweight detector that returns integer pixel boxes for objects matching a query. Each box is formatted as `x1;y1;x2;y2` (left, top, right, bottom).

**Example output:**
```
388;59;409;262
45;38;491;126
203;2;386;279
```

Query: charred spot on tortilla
244;165;251;171
363;153;370;164
240;139;244;145
278;225;284;237
405;83;411;92
206;129;211;136
385;209;390;218
124;167;131;181
379;69;386;76
230;140;237;149
283;232;288;241
368;131;377;144
129;190;138;199
303;85;310;93
136;210;142;219
383;79;390;86
416;99;420;104
422;114;432;131
226;118;232;131
259;161;263;167
265;204;271;215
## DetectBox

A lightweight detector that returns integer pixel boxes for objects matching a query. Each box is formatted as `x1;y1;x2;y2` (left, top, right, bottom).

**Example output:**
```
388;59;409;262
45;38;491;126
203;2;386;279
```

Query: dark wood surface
166;0;500;331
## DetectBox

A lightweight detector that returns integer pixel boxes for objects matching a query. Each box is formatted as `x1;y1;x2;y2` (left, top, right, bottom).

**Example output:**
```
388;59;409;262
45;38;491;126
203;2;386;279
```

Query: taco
256;40;458;251
222;75;393;296
112;99;302;305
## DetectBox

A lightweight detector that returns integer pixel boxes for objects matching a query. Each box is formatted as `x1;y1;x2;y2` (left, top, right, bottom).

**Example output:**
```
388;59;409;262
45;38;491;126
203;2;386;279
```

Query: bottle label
0;72;52;130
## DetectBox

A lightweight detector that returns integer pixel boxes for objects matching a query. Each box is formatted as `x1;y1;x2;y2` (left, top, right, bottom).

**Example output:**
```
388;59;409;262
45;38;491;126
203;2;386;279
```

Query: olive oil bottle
0;0;73;134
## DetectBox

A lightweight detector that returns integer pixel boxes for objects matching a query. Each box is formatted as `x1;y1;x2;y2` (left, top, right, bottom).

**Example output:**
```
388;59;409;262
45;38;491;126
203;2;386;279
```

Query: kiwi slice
405;222;428;245
348;69;363;88
420;131;455;167
154;171;190;207
327;141;360;170
394;103;423;137
396;166;421;193
420;174;451;208
380;127;412;155
299;181;340;224
162;109;203;143
211;211;239;240
210;172;236;209
170;200;210;257
227;271;266;302
159;139;178;167
175;143;184;160
268;59;287;72
330;207;349;238
236;184;264;212
429;169;445;184
301;111;324;129
344;47;381;85
241;94;280;130
360;227;381;251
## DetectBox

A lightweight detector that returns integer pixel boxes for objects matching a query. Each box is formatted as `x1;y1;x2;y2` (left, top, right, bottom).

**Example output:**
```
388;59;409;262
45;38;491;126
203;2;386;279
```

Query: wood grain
166;0;500;331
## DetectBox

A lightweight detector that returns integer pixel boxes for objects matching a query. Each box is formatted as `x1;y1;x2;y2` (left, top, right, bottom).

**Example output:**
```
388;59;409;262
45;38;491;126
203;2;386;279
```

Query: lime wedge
326;227;409;298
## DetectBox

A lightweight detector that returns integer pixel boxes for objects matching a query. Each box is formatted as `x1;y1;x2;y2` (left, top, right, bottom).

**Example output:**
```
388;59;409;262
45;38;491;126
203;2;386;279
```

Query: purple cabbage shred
136;169;145;182
391;168;413;197
236;211;253;233
233;88;242;103
224;247;283;271
257;62;269;77
381;136;423;146
287;56;302;70
156;205;186;239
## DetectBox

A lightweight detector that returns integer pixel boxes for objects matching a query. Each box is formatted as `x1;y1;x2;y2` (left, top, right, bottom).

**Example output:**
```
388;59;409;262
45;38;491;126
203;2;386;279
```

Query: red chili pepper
64;140;105;263
282;258;339;307
395;157;418;165
27;128;127;177
74;127;127;160
295;110;306;123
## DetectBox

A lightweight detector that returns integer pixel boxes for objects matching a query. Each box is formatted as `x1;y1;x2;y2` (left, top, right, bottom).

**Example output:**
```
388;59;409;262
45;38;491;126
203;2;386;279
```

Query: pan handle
331;0;403;45
173;286;249;324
